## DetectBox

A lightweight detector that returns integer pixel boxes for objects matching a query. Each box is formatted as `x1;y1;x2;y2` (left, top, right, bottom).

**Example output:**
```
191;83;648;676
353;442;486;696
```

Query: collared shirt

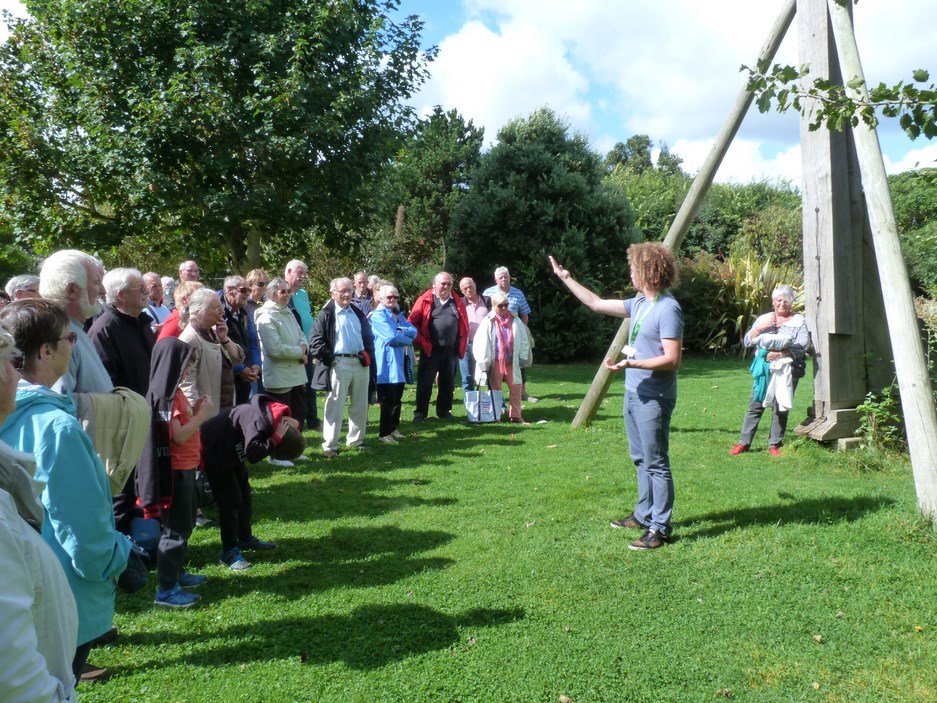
482;285;531;317
463;296;488;338
53;320;115;395
146;301;171;326
333;306;364;354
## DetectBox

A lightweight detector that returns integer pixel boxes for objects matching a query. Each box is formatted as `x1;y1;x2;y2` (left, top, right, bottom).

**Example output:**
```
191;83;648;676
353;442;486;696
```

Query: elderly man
87;268;156;536
178;260;200;283
220;275;260;404
483;266;537;402
409;272;469;422
351;271;370;312
143;271;171;333
285;259;320;429
39;249;113;394
309;277;374;457
4;274;41;300
458;277;489;394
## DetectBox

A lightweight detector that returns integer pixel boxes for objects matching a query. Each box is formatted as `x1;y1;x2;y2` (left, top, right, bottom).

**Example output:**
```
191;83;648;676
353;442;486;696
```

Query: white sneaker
268;458;294;467
293;455;309;462
391;430;406;439
379;435;397;444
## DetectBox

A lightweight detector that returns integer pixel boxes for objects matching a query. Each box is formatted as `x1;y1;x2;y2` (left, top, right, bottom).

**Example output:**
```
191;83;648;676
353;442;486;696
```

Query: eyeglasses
332;289;352;295
496;304;508;309
59;332;78;345
237;287;250;294
255;281;268;287
385;295;398;300
437;282;452;287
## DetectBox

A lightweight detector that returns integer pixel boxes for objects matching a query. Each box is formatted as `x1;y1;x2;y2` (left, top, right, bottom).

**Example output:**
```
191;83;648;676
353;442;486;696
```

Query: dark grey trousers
156;470;197;590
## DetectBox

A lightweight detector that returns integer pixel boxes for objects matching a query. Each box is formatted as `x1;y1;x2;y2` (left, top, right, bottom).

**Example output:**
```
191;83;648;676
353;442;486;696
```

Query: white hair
39;250;101;302
103;268;142;304
5;274;40;298
184;287;218;322
494;266;509;279
285;260;307;276
330;277;352;292
491;291;510;307
772;285;796;304
0;327;19;383
379;284;398;298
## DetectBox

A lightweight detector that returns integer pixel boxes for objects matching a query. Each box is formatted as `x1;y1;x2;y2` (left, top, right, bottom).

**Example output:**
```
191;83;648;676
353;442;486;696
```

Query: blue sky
396;0;937;186
3;0;934;186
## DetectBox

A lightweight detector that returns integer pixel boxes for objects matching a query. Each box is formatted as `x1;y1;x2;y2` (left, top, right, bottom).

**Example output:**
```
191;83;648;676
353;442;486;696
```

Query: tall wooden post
794;0;892;442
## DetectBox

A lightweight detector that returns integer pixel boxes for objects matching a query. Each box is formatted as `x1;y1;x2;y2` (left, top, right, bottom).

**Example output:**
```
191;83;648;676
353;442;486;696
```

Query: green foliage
856;382;907;453
888;168;937;232
0;0;434;271
604;134;653;174
606;153;691;241
683;179;801;259
360;107;484;302
678;251;803;355
449;107;639;362
901;221;937;297
745;60;937;140
730;203;804;270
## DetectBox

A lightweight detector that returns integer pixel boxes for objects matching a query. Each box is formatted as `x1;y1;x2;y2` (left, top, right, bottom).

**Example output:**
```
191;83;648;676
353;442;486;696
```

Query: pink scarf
494;313;514;377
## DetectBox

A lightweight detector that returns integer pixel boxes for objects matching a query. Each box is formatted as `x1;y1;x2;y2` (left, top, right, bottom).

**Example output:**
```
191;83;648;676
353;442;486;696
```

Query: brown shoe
628;529;668;550
610;514;646;530
79;661;110;683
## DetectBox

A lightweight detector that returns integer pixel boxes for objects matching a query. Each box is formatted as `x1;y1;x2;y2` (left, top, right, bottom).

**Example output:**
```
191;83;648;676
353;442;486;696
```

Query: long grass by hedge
80;359;934;703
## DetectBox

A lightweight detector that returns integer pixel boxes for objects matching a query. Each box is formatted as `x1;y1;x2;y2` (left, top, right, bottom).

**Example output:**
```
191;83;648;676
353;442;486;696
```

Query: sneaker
293;454;309;462
628;529;668;551
178;570;208;588
79;662;110;682
239;535;277;551
351;442;367;450
379;435;397;444
195;513;216;528
323;448;339;458
219;548;252;571
522;395;539;403
768;445;781;457
728;443;749;456
268;458;294;467
154;584;200;608
610;514;646;530
391;430;406;439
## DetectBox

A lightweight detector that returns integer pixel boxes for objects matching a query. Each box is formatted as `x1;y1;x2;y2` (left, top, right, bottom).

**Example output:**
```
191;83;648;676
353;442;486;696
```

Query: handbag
464;386;504;423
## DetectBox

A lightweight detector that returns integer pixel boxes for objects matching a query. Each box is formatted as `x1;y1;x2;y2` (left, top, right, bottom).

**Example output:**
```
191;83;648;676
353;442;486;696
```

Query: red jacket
408;289;469;359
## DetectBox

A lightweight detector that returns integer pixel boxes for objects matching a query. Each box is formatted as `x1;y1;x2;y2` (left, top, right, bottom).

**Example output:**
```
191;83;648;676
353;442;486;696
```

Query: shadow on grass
184;525;456;598
122;604;525;671
679;494;896;540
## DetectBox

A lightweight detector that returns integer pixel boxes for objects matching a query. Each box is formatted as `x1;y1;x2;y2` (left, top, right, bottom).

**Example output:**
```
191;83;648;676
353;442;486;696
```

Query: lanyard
629;293;662;345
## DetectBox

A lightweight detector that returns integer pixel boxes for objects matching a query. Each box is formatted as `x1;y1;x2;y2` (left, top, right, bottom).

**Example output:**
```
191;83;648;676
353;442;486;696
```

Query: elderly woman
253;277;308;433
472;291;533;424
370;284;417;443
730;285;810;457
179;287;244;414
0;299;130;679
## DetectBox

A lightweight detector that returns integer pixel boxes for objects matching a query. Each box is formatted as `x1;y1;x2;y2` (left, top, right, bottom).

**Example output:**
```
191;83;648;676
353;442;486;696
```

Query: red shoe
729;444;748;456
768;446;781;457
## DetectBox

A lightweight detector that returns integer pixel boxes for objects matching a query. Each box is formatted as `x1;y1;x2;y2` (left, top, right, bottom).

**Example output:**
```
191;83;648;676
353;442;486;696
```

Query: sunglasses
59;332;79;345
385;295;398;300
255;281;268;287
496;303;508;309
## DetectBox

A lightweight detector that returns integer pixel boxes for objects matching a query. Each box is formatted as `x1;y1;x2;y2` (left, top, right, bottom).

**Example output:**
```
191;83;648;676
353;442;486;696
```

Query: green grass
82;358;936;702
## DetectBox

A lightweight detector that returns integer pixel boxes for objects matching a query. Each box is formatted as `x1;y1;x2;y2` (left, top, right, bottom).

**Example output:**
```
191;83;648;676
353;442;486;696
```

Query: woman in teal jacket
0;299;130;678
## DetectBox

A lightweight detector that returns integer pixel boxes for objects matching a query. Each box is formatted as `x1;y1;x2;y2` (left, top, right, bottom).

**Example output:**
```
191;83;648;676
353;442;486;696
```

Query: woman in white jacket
472;291;532;424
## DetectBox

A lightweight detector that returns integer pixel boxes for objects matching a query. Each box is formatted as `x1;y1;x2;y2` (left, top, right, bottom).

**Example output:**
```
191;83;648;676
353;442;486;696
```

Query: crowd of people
0;244;807;697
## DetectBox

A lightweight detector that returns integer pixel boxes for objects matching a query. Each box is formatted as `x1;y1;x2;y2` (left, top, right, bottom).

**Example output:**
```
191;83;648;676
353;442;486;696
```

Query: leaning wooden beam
827;0;937;521
571;0;796;427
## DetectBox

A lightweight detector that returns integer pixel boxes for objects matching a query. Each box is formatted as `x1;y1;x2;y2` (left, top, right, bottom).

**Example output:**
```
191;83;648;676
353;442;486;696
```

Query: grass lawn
82;358;936;702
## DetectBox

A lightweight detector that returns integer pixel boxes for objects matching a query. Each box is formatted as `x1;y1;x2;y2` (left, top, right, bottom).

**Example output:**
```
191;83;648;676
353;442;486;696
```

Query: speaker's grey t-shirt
623;292;683;399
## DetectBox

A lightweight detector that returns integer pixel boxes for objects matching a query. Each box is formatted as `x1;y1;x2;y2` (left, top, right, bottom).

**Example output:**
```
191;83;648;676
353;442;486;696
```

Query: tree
0;0;434;271
604;134;653;174
361;106;483;297
450;107;639;362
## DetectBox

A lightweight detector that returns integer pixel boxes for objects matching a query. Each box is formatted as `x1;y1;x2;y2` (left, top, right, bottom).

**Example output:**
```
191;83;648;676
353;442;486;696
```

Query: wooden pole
827;0;937;520
570;0;796;427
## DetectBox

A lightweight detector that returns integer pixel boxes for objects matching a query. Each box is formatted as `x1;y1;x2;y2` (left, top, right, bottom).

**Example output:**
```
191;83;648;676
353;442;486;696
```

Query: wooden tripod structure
571;0;937;520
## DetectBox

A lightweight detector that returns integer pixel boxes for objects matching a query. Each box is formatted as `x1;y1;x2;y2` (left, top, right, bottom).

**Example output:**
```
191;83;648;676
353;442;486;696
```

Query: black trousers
156;469;197;590
377;382;405;436
415;345;458;417
265;385;306;431
206;463;253;553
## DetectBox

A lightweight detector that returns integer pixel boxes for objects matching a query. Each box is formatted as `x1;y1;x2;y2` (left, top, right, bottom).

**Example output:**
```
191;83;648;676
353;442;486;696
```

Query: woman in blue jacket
0;299;130;679
370;284;416;443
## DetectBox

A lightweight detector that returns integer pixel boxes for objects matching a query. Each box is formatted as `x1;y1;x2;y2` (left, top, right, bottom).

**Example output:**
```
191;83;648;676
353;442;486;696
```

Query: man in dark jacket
308;277;375;457
408;271;469;422
220;275;259;405
88;267;155;535
201;395;305;569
